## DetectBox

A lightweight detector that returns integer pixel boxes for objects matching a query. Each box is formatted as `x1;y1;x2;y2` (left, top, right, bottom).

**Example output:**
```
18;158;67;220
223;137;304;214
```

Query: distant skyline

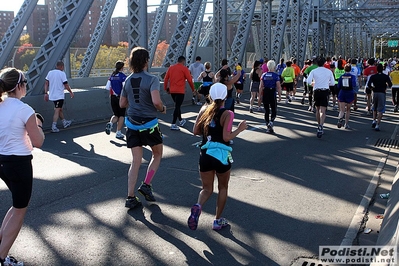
2;1;164;18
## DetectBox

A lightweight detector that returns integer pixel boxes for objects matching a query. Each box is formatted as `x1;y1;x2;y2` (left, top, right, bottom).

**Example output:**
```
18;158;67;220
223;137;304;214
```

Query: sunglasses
20;79;27;84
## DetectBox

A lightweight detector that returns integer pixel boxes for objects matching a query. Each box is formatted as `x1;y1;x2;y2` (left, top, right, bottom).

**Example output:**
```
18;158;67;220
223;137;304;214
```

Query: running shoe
337;118;344;128
116;131;124;139
268;122;274;133
196;102;203;106
307;106;312;111
179;119;187;127
344;124;350;129
301;98;305;105
288;96;292;103
395;106;398;113
125;196;141;209
375;125;380;131
317;125;323;138
380;193;390;199
292;96;296;100
105;122;112;135
170;124;180;131
236;99;240;104
285;98;289;104
51;126;60;133
353;105;358;111
249;107;253;113
63;120;72;128
3;256;24;266
191;97;195;105
371;121;377;128
212;217;229;230
188;204;202;230
138;183;156;201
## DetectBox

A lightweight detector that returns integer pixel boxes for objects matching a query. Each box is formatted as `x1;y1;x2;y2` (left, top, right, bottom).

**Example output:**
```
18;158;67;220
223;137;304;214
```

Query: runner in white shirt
307;57;336;138
44;61;74;133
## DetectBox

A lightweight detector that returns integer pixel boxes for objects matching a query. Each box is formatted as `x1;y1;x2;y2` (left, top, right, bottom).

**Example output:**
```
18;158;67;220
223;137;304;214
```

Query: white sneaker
285;98;288;104
179;119;187;127
116;131;124;139
51;127;59;133
63;120;72;128
4;255;24;266
196;102;202;106
170;124;180;131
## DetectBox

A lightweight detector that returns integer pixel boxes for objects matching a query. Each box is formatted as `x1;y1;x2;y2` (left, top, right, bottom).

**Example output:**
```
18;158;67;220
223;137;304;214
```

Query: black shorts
126;124;163;148
110;95;126;117
199;149;231;173
330;85;338;96
53;99;64;108
365;87;372;95
0;155;33;208
284;82;294;92
235;83;244;91
314;89;330;107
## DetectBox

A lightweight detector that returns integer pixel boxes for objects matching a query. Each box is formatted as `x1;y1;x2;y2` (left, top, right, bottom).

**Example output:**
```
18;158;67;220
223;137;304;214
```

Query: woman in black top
249;60;263;112
188;83;247;231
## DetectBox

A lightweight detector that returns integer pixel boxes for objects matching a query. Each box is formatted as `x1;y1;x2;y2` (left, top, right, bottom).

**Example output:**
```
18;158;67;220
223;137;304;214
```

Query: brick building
0;11;14;40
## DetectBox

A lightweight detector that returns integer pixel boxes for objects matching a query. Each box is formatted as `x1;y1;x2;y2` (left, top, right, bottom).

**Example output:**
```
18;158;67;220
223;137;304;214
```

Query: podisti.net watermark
319;246;396;265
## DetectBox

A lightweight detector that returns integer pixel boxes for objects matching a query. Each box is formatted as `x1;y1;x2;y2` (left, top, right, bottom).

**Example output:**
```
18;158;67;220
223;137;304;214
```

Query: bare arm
64;83;74;98
26;114;45;148
192;106;207;135
221;111;247;142
119;95;128;108
151;90;166;114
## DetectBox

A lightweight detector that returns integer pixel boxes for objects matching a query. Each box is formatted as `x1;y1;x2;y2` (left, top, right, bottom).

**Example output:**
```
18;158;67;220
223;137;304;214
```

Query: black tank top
202;108;229;146
203;71;213;83
252;71;260;82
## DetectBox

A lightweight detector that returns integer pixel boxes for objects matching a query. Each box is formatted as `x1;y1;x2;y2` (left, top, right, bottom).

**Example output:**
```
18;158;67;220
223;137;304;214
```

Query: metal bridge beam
148;0;169;67
228;0;257;65
186;0;207;65
271;0;290;61
213;0;228;68
26;0;95;95
290;0;300;59
162;0;202;67
78;0;117;77
260;0;272;59
128;0;148;50
298;0;311;65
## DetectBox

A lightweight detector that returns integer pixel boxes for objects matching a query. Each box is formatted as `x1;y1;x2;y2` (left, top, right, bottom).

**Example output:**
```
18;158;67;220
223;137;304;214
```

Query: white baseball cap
209;83;227;101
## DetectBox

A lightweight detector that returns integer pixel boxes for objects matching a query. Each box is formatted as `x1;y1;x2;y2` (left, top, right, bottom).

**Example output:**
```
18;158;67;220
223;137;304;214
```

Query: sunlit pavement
1;88;398;265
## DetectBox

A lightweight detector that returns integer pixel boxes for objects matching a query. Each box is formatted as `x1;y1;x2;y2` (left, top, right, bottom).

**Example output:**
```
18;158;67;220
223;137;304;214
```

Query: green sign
388;40;398;47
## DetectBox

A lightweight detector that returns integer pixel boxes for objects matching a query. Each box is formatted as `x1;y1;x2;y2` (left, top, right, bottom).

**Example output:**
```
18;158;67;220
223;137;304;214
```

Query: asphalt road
0;90;398;266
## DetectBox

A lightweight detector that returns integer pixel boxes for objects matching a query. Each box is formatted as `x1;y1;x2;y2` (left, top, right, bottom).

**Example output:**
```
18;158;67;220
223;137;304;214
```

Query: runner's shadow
109;140;127;147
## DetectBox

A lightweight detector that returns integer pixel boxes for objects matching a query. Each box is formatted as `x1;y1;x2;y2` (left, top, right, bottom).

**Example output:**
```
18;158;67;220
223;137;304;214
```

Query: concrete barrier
371;166;399;266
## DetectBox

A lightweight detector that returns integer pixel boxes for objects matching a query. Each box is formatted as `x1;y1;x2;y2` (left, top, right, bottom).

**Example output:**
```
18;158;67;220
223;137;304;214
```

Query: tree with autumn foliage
152;40;169;67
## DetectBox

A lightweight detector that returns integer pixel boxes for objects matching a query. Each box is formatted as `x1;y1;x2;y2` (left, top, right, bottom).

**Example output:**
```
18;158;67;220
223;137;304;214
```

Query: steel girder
26;0;95;95
227;0;257;65
162;0;202;67
78;0;118;77
260;0;272;59
213;0;227;68
128;0;148;50
0;0;39;69
198;17;213;47
298;0;311;65
290;0;300;59
252;25;261;59
186;0;207;65
148;0;169;67
271;0;290;61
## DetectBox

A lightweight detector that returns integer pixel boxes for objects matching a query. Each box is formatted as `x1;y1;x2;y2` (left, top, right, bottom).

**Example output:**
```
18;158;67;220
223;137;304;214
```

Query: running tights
171;93;185;124
263;92;277;124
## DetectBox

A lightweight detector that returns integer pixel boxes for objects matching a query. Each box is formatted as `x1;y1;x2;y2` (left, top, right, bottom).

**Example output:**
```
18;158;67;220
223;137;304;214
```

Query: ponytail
196;99;224;136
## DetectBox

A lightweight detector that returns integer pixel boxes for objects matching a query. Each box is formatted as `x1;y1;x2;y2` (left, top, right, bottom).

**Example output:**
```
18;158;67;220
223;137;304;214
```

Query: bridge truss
1;0;398;95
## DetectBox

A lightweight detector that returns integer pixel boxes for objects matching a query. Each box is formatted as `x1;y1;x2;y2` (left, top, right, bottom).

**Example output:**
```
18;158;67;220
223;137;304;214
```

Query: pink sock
144;169;155;185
